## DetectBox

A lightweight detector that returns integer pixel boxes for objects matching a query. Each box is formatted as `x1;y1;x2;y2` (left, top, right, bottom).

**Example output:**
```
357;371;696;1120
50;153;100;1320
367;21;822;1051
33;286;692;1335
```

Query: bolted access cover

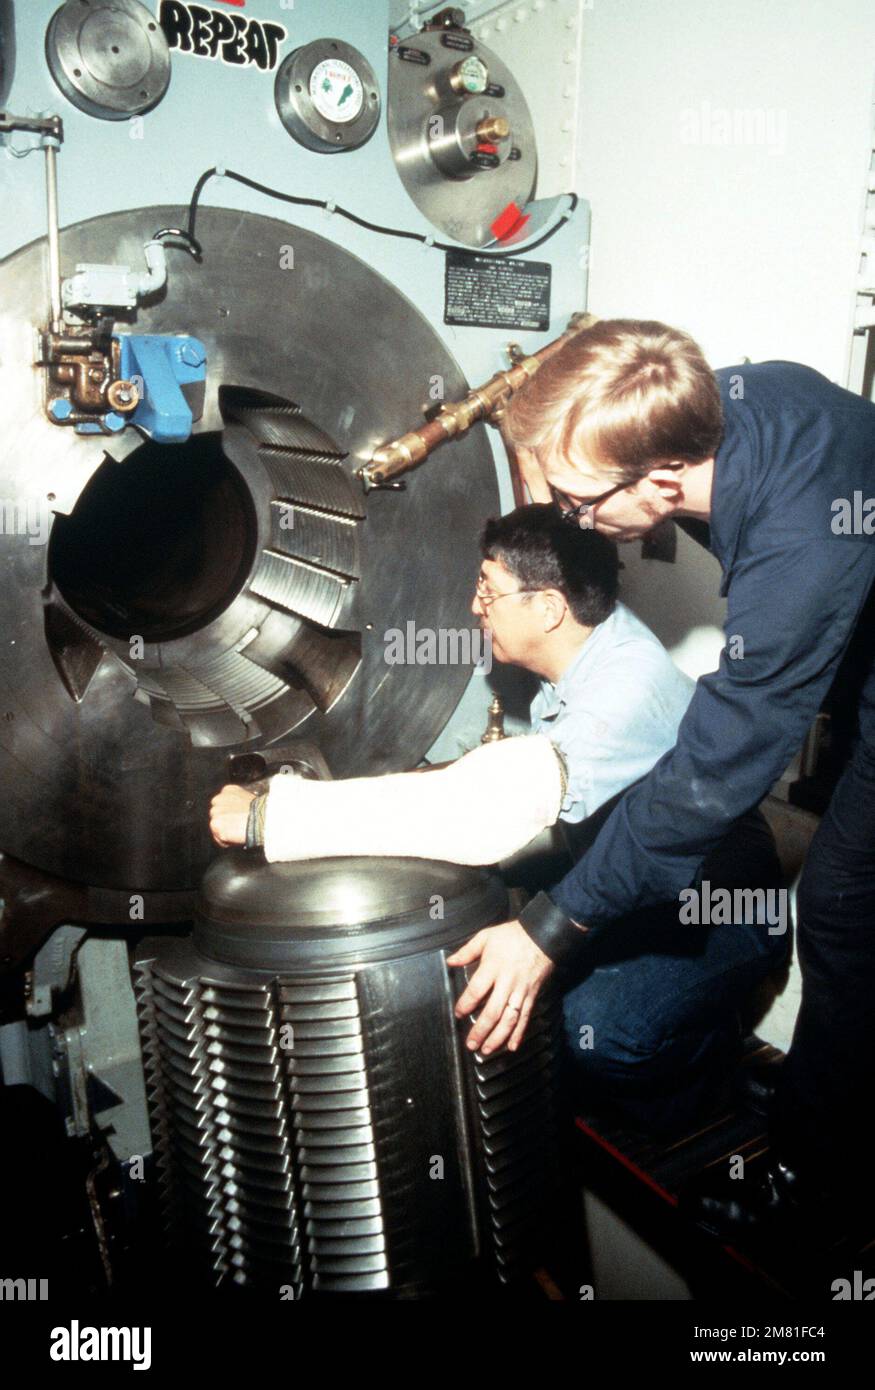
46;0;171;121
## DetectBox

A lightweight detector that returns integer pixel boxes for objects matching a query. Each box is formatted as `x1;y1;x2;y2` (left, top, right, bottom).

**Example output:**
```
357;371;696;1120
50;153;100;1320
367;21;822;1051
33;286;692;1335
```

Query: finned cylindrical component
134;854;562;1296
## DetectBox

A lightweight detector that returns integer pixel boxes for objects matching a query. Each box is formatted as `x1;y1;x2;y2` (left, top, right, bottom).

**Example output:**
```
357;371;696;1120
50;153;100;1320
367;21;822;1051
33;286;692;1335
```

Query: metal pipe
0;113;64;329
134;239;168;298
44;141;62;331
359;312;598;488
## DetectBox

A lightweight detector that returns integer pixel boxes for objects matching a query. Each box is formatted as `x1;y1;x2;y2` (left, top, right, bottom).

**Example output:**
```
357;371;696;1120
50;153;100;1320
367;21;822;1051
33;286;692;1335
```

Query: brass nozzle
366;432;428;483
476;116;510;144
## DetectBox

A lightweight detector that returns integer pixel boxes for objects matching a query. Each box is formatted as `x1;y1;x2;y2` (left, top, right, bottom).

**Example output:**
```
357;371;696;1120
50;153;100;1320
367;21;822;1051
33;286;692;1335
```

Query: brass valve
481;695;506;743
476;116;510;143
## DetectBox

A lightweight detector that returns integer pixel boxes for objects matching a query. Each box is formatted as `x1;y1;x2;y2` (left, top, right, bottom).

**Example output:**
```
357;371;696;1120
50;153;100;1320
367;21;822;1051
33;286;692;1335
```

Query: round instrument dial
275;39;381;154
309;58;365;124
452;56;489;95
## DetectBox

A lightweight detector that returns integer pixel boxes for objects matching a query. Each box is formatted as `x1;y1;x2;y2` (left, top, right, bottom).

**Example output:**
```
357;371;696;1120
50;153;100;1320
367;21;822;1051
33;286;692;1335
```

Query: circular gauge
309;58;365;124
275;39;381;154
450;56;489;95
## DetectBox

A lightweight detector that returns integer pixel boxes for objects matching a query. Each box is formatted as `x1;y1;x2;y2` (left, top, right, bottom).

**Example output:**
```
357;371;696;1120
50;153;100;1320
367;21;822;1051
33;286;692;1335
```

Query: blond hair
504;319;723;483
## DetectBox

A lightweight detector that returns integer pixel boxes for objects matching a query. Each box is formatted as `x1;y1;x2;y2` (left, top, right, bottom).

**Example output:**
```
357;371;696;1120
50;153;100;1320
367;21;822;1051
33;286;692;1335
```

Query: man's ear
540;589;567;632
646;462;687;499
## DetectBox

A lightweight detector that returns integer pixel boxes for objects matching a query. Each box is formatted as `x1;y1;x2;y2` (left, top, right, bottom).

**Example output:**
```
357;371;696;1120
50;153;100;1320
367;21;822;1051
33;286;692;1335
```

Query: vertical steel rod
44;140;62;330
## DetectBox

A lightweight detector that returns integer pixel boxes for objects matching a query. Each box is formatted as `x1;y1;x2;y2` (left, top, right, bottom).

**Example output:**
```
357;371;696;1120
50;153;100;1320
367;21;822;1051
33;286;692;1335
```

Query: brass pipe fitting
475;116;510;143
359;312;598;487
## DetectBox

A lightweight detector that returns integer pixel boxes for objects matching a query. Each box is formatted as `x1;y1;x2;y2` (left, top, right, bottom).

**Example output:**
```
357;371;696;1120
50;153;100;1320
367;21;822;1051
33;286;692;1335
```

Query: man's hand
447;920;554;1056
209;784;256;847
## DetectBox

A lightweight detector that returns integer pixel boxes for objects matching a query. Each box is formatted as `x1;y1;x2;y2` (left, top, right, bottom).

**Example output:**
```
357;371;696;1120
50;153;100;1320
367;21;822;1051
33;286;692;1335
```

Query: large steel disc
0;205;498;895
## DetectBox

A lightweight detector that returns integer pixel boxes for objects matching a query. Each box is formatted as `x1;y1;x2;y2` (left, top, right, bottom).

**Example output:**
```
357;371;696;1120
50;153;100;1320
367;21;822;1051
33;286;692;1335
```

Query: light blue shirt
530;602;695;824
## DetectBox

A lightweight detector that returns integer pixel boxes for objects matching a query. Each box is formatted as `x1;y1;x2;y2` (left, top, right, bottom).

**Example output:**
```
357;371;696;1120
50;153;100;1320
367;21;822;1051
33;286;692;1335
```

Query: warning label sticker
444;251;551;332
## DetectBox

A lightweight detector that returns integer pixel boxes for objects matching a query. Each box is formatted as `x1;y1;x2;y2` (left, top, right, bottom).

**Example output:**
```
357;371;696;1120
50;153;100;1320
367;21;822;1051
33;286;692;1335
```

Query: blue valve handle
116;334;207;444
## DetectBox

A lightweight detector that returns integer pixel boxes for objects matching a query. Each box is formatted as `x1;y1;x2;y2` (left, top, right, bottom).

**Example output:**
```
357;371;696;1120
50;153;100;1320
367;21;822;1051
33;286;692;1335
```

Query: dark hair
480;504;620;627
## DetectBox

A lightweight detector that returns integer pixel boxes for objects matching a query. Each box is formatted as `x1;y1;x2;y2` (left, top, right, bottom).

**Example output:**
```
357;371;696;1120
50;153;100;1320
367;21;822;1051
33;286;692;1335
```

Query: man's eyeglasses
549;463;686;527
548;480;630;528
475;574;542;609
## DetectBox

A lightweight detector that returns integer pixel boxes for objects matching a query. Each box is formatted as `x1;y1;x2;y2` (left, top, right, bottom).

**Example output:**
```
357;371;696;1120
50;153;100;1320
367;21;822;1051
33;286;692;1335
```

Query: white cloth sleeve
262;734;564;865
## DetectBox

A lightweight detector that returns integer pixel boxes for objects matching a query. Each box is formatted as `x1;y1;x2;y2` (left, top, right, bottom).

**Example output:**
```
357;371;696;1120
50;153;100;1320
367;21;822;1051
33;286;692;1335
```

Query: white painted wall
576;0;874;382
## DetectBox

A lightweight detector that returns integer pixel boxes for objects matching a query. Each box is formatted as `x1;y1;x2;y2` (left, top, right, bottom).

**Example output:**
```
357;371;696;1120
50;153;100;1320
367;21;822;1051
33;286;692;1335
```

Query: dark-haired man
456;318;875;1242
211;505;785;1130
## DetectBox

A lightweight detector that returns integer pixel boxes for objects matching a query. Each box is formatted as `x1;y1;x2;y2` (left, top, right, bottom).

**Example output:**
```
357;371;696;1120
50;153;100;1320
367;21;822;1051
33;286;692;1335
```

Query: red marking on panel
490;201;531;243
